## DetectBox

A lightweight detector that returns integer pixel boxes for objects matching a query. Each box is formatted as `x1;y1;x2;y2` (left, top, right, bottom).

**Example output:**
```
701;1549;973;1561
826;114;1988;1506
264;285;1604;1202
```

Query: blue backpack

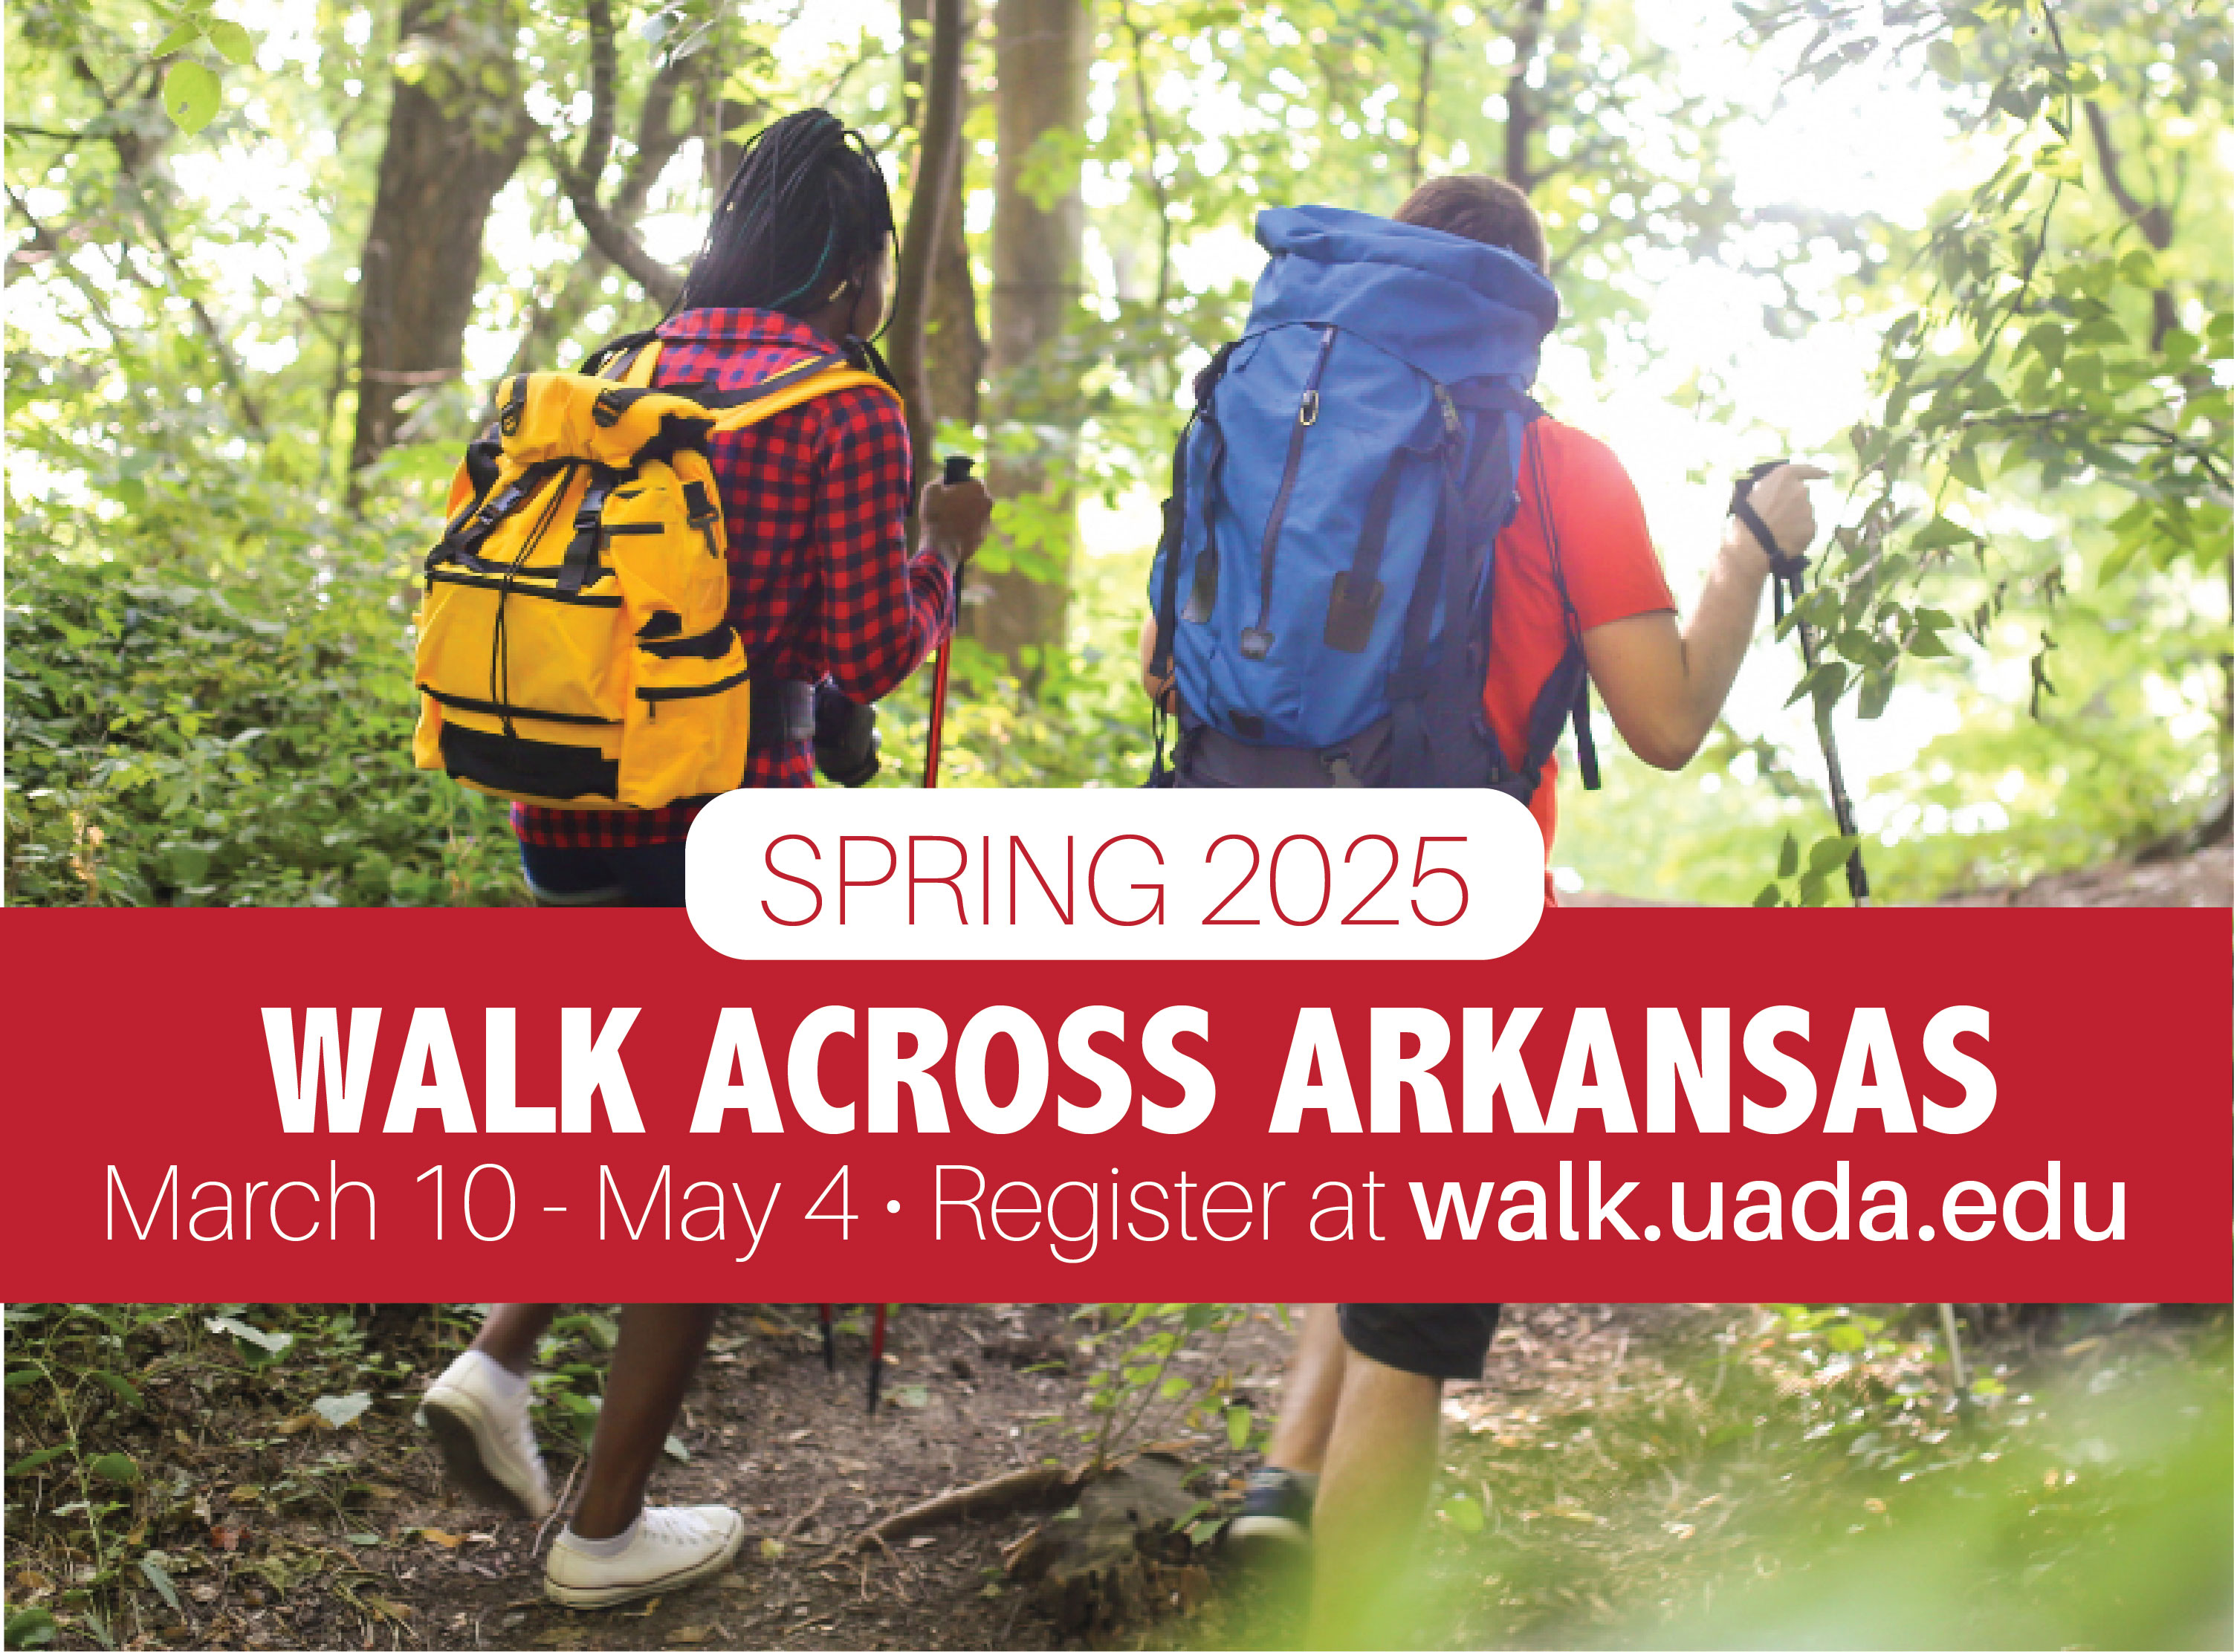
1147;204;1598;794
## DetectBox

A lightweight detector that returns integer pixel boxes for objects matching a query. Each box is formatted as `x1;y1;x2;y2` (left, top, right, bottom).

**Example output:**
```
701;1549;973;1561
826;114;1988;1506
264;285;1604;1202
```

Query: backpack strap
1149;340;1238;685
1524;422;1601;791
618;340;661;386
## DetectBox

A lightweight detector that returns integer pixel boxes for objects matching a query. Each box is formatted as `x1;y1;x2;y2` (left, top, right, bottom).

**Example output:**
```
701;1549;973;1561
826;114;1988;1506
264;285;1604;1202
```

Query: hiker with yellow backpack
409;110;989;1613
413;108;992;907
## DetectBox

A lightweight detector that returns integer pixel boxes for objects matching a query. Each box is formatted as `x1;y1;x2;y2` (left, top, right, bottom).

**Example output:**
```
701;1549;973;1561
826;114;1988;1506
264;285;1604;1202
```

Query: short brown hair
1394;174;1547;270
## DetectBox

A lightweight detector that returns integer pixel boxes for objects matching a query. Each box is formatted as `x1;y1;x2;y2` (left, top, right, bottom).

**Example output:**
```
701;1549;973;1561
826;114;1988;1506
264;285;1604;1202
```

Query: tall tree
349;0;531;479
903;0;988;433
889;0;971;495
974;0;1090;667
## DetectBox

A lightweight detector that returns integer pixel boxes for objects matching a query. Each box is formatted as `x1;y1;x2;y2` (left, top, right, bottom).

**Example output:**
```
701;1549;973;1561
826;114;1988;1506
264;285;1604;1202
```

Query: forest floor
7;1300;2227;1652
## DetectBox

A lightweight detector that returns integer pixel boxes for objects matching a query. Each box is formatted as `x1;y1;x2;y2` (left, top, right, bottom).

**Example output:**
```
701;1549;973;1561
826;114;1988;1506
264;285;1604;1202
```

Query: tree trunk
350;0;531;483
903;0;984;434
1503;0;1548;193
973;0;1089;670
889;0;970;499
928;156;984;433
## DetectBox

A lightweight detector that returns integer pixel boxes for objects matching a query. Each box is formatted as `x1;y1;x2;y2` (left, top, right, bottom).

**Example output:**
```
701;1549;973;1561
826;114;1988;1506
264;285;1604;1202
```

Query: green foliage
4;1303;435;1646
4;546;526;907
1732;0;2233;891
7;0;2226;907
1070;1303;1264;1468
1379;1303;2234;1650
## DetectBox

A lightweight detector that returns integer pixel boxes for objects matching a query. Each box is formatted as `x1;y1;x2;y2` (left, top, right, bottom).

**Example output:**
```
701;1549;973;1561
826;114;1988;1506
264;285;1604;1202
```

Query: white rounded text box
686;788;1544;960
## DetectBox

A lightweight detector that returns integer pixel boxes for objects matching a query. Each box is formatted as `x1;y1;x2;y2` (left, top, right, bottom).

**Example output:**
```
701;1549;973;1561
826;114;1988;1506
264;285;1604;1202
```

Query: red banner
5;908;2225;1302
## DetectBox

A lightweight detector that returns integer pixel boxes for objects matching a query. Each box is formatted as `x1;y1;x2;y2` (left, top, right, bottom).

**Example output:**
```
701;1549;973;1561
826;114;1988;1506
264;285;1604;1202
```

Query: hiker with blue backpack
1144;175;1825;1645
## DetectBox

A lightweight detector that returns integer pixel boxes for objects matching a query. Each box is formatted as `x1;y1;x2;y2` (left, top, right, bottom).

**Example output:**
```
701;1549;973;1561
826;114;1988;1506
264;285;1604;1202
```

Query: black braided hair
676;108;898;324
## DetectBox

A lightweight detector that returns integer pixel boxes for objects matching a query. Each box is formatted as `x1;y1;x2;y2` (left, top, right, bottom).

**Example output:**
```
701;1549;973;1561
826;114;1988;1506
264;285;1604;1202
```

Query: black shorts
1337;1303;1503;1381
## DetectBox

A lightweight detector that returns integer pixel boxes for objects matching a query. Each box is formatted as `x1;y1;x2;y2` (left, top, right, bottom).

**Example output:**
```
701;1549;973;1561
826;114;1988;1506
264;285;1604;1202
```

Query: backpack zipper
1240;325;1338;660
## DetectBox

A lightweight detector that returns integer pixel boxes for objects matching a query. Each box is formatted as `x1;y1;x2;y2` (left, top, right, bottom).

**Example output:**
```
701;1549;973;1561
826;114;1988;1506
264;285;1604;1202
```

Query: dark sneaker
1226;1467;1314;1561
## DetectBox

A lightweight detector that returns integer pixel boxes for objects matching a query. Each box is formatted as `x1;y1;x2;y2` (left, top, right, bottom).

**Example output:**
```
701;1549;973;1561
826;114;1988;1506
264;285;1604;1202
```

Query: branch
6;187;120;328
1117;0;1171;317
551;0;685;309
2082;102;2171;250
2081;99;2178;351
110;169;266;434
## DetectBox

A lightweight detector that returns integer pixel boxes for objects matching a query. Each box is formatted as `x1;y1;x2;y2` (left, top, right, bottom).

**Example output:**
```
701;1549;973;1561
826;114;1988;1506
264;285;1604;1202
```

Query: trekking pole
867;1303;890;1416
1737;461;1871;906
817;1303;835;1373
922;455;974;789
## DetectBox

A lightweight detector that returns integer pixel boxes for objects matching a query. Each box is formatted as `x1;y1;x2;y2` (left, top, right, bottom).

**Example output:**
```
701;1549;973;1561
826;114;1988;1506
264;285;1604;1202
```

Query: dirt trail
13;1303;1697;1651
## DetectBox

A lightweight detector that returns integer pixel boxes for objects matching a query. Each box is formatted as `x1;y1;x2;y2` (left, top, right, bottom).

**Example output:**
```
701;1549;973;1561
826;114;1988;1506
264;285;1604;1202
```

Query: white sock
560;1516;641;1559
466;1350;531;1402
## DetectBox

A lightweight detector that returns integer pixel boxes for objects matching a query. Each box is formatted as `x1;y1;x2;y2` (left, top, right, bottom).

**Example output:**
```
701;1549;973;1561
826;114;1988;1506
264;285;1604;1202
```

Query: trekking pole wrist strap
1731;462;1810;625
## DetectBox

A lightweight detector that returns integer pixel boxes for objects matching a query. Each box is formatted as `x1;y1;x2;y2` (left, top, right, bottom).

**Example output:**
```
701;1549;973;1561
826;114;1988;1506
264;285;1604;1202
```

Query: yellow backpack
412;340;894;809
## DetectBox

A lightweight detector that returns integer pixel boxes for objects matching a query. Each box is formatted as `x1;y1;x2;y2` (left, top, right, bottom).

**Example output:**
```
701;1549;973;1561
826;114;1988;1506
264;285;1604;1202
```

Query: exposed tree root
851;1462;1089;1550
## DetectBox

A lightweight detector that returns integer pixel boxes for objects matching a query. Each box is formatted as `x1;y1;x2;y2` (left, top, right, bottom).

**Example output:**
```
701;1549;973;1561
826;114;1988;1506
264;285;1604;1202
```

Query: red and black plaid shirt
514;308;952;849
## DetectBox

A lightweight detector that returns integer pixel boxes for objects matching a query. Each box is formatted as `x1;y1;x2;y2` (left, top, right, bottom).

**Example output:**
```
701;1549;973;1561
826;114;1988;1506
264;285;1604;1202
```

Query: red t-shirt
1486;419;1675;861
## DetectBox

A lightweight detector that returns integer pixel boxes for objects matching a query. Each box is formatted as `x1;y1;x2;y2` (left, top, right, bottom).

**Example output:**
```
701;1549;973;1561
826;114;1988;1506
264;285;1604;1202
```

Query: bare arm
1584;463;1827;770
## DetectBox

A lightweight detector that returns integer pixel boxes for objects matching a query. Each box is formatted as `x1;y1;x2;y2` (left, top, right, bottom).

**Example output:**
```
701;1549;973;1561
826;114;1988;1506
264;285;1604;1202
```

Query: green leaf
7;1607;59;1649
1808;835;1861;875
1825;1323;1867;1353
94;1371;143;1409
1224;1403;1252;1451
151;19;204;55
890;1385;931;1409
311;1392;371;1429
1776;831;1799;878
1810;661;1851;719
1797;870;1832;907
662;1432;692;1460
2020;323;2065;371
1923;39;1961;80
88;1451;139;1483
139;1555;182;1614
162;60;222;134
6;1445;70;1477
1909;514;1976;552
1444;1493;1486;1535
205;19;253;62
1751;882;1784;909
4;1367;45;1390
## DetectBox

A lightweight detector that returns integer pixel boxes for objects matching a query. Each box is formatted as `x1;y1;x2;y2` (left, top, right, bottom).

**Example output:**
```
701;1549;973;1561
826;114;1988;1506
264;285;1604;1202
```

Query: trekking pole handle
942;454;974;486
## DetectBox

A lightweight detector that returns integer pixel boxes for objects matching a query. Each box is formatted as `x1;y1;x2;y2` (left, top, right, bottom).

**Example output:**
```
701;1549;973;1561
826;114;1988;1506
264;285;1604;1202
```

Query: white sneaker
543;1506;746;1609
418;1350;554;1521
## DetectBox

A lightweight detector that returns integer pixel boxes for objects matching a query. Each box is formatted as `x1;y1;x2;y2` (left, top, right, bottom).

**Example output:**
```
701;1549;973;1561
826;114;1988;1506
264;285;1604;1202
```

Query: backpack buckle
1433;383;1462;441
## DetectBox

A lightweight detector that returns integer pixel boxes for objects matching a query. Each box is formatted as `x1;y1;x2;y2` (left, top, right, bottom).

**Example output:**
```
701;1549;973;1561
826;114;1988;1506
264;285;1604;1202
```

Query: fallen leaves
311;1393;372;1430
